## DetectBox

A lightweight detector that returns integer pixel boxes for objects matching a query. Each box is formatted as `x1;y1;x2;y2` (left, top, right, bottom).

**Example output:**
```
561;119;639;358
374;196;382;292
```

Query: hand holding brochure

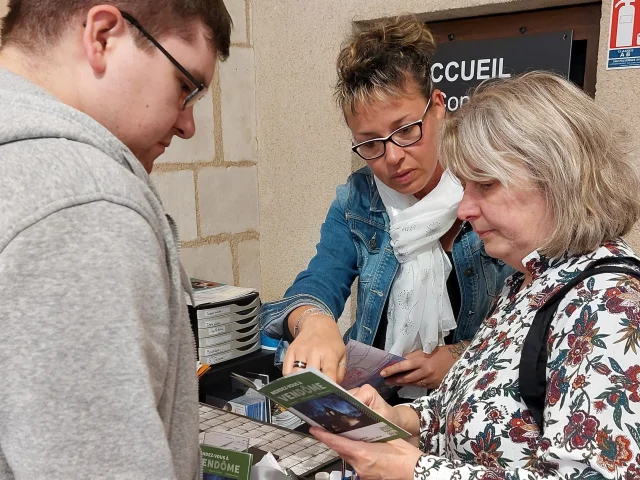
341;340;404;398
232;367;410;442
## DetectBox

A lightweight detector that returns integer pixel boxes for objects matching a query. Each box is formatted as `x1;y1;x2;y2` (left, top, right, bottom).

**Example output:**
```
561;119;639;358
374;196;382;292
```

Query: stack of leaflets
271;404;304;430
208;372;271;423
200;432;253;480
187;279;261;365
233;367;410;442
207;392;269;423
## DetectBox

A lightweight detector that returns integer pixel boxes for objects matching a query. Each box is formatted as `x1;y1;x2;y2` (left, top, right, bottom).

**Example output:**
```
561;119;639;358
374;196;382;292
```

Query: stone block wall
152;0;261;290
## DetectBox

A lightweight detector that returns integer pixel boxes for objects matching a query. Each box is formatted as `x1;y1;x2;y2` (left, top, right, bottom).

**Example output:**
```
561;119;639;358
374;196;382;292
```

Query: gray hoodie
0;68;199;479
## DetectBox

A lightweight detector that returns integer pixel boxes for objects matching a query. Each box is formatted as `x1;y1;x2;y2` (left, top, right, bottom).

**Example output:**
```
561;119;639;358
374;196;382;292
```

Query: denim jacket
260;167;514;365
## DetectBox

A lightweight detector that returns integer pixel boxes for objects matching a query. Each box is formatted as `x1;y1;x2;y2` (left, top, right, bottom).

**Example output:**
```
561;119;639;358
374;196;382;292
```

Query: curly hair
335;16;436;116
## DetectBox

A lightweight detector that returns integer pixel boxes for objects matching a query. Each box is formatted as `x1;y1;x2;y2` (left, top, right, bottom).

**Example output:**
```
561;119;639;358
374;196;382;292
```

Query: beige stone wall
254;0;640;321
597;0;640;248
153;0;261;290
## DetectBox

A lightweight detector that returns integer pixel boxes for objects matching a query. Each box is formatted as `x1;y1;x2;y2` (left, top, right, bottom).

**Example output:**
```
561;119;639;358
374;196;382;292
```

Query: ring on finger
293;360;307;369
338;362;347;369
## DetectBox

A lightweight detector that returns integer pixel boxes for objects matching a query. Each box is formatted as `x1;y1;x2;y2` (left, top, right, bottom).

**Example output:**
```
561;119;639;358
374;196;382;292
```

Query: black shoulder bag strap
520;256;640;433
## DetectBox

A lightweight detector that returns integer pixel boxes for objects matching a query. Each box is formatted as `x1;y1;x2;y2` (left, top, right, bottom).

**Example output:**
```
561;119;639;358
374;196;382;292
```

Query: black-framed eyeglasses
351;98;432;161
119;11;207;109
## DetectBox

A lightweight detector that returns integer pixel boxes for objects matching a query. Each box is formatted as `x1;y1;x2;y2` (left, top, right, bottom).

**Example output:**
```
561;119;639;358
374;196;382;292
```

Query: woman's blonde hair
335;16;436;116
441;71;640;257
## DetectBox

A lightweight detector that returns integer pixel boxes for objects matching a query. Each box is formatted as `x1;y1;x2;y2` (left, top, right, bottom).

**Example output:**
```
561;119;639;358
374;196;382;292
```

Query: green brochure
201;444;253;480
232;366;410;442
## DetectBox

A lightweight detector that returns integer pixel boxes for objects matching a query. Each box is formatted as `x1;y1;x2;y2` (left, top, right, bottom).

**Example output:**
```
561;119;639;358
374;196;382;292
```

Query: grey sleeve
0;201;179;479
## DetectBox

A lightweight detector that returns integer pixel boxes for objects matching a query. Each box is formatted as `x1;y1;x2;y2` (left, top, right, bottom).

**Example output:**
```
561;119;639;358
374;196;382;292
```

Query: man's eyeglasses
351;98;432;161
119;11;207;109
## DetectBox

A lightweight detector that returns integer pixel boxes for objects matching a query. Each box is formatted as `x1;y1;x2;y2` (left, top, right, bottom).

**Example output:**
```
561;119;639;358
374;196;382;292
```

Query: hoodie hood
0;67;149;181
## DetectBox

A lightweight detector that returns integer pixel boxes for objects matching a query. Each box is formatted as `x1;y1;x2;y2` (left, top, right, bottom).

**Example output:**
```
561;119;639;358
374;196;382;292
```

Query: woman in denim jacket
259;17;511;397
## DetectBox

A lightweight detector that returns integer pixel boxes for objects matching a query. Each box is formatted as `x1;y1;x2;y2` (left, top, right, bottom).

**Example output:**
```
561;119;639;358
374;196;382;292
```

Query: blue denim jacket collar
369;184;386;213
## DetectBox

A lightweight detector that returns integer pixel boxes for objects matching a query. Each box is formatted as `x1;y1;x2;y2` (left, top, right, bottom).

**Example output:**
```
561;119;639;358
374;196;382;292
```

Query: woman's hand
380;342;468;389
310;428;422;480
349;384;398;425
350;385;420;435
282;309;347;382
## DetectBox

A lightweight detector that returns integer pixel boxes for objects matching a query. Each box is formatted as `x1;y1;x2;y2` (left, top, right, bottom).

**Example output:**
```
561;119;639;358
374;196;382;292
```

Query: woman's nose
457;190;480;221
384;141;404;165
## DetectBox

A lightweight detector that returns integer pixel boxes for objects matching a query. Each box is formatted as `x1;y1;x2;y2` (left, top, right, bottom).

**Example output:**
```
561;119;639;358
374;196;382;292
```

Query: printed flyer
201;444;253;480
233;367;410;442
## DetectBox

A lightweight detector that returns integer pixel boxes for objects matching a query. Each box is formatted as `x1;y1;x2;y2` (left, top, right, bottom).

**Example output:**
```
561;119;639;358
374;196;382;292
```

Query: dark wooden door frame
426;3;602;96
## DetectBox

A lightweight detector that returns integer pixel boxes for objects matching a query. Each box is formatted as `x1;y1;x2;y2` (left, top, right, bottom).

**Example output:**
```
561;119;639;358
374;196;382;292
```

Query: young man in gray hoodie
0;2;231;478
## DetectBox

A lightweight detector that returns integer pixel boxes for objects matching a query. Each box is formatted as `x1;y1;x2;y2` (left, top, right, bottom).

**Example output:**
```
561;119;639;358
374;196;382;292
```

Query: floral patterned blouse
411;239;640;479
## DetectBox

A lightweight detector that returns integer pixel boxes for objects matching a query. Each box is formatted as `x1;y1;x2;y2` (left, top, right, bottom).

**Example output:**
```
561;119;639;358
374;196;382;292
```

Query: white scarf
375;170;463;359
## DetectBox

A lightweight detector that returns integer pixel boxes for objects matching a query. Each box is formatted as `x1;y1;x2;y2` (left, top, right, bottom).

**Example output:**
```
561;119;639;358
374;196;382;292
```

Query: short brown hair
441;71;640;257
1;0;232;59
335;16;436;116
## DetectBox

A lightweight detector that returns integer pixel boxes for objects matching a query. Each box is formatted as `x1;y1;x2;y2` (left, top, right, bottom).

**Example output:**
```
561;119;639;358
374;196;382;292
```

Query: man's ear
82;5;127;74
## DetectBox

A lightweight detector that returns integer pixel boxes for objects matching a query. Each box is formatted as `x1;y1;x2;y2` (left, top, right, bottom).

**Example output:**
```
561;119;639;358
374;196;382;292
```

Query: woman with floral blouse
311;71;640;480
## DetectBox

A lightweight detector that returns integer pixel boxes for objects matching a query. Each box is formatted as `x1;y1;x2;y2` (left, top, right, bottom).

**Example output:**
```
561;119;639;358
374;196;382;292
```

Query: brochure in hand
232;367;410;442
340;340;405;398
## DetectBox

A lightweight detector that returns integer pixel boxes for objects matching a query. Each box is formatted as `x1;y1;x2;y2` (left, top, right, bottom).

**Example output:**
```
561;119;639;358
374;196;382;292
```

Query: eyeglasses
119;11;207;109
351;98;432;161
